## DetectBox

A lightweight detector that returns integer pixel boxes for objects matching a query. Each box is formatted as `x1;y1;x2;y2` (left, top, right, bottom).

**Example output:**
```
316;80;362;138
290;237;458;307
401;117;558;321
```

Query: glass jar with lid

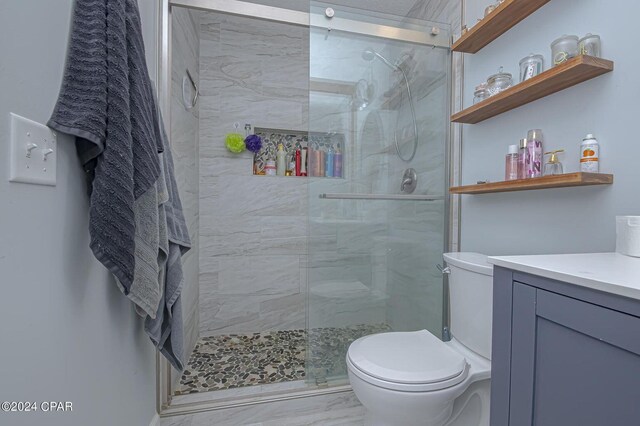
519;54;544;82
551;35;579;66
579;33;601;57
473;83;490;104
487;68;513;96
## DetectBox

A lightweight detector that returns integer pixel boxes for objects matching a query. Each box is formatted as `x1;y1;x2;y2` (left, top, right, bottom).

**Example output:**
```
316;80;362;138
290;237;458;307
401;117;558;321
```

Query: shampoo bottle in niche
295;149;301;176
526;129;543;178
505;144;519;181
300;148;308;176
276;143;286;176
287;153;295;176
580;134;599;173
306;145;313;176
265;158;276;176
333;145;343;178
319;146;325;177
325;145;334;177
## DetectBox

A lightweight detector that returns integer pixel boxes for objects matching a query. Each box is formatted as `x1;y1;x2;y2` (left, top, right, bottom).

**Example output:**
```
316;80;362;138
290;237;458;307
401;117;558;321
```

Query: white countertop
488;253;640;301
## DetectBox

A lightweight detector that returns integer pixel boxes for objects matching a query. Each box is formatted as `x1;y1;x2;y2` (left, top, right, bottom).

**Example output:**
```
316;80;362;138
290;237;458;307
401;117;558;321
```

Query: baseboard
149;412;161;426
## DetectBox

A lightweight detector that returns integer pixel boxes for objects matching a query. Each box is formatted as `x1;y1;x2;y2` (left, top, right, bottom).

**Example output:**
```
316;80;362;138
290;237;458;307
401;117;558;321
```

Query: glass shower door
306;2;451;386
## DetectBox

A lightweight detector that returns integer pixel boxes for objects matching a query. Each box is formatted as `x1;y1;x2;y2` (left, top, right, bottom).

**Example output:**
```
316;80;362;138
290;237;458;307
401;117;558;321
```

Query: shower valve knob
431;27;441;36
325;7;335;18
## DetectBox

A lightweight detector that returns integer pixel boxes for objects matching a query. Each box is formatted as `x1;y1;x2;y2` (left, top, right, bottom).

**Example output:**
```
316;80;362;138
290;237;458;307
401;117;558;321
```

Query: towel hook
182;69;199;110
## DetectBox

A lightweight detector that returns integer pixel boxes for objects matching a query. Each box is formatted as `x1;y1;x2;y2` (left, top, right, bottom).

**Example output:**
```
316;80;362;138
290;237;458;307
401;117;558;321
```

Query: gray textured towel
48;0;162;296
49;0;191;370
145;108;191;371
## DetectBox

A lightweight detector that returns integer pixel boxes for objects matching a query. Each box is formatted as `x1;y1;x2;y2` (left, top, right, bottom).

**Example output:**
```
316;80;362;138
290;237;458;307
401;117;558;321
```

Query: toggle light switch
9;113;57;186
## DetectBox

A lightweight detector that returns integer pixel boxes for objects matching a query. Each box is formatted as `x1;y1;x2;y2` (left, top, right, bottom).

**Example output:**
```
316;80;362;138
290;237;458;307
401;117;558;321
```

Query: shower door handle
318;193;444;201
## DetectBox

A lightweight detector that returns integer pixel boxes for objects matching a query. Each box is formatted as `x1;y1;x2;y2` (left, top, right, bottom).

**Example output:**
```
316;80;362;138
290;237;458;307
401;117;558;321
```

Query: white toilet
346;252;493;426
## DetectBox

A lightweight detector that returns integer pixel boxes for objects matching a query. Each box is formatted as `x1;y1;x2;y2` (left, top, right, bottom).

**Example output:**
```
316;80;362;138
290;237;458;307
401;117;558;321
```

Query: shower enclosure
161;0;451;409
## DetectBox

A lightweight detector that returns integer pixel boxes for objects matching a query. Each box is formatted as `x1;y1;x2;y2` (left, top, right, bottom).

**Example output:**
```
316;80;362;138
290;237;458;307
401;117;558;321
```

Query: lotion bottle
505;145;519;181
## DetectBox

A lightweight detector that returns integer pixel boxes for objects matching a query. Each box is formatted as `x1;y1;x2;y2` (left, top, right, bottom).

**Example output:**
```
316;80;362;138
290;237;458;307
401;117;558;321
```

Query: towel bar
318;193;444;201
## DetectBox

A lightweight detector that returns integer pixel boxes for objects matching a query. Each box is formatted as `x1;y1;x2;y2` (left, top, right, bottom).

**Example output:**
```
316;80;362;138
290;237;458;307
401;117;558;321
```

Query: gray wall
171;6;201;383
460;0;640;255
0;1;157;425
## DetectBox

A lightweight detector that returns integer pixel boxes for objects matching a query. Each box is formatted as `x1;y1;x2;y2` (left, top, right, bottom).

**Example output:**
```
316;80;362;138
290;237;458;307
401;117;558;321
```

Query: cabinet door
510;283;640;426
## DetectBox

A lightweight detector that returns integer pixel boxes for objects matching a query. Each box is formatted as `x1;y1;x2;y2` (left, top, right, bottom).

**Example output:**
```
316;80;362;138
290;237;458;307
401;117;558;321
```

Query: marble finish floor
175;324;390;395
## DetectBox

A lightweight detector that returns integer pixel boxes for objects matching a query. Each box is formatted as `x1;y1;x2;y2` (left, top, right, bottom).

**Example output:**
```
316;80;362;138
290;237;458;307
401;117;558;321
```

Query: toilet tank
443;252;493;360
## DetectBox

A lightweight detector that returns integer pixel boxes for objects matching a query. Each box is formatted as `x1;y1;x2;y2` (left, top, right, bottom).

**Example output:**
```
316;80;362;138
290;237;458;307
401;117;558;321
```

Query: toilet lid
347;330;467;385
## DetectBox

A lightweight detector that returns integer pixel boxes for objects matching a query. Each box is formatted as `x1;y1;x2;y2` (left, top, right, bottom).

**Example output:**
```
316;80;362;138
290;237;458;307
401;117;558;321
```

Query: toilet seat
347;330;470;392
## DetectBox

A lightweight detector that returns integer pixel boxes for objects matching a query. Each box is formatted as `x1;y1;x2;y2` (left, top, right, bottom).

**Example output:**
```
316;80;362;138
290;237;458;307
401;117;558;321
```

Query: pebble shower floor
175;324;390;395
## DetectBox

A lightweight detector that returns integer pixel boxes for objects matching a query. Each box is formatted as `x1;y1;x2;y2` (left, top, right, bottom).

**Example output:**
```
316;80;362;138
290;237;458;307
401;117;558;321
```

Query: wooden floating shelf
452;0;552;53
450;172;613;195
451;56;613;124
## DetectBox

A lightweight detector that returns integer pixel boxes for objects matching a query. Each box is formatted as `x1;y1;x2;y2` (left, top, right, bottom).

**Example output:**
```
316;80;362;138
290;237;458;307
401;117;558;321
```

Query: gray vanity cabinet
490;266;640;426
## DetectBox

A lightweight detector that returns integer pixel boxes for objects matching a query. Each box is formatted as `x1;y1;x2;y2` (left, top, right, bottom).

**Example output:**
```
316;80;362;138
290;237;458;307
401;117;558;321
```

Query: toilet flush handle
437;264;451;274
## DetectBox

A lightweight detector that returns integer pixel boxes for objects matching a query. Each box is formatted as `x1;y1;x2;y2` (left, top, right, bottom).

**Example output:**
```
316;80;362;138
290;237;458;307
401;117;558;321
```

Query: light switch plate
9;113;57;186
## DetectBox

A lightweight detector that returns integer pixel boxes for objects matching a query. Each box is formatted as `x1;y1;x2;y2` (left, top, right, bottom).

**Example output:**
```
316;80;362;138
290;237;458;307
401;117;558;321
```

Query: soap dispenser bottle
543;150;564;175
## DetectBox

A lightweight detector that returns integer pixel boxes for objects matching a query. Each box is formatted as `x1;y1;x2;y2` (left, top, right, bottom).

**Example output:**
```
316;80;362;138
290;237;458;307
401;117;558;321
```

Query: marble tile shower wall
407;0;464;253
171;7;200;373
306;91;388;331
198;12;310;336
381;0;461;334
383;68;448;335
194;3;460;338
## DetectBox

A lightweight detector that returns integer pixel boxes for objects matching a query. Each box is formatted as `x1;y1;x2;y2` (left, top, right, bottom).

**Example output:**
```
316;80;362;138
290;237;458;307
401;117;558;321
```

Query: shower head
361;48;399;71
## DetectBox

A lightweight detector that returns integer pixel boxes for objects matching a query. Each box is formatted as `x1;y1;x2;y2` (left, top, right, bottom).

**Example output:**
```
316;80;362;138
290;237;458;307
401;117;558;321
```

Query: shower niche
252;127;346;178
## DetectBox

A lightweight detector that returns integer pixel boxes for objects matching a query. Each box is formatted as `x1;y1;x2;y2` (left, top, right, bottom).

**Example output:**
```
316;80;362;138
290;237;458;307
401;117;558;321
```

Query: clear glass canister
473;83;490;104
519;54;544;82
487;70;513;96
551;35;579;66
484;3;496;16
579;33;601;57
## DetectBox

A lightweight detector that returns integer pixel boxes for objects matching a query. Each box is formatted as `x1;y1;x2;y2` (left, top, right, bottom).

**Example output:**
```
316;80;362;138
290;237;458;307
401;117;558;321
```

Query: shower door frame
156;0;456;416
